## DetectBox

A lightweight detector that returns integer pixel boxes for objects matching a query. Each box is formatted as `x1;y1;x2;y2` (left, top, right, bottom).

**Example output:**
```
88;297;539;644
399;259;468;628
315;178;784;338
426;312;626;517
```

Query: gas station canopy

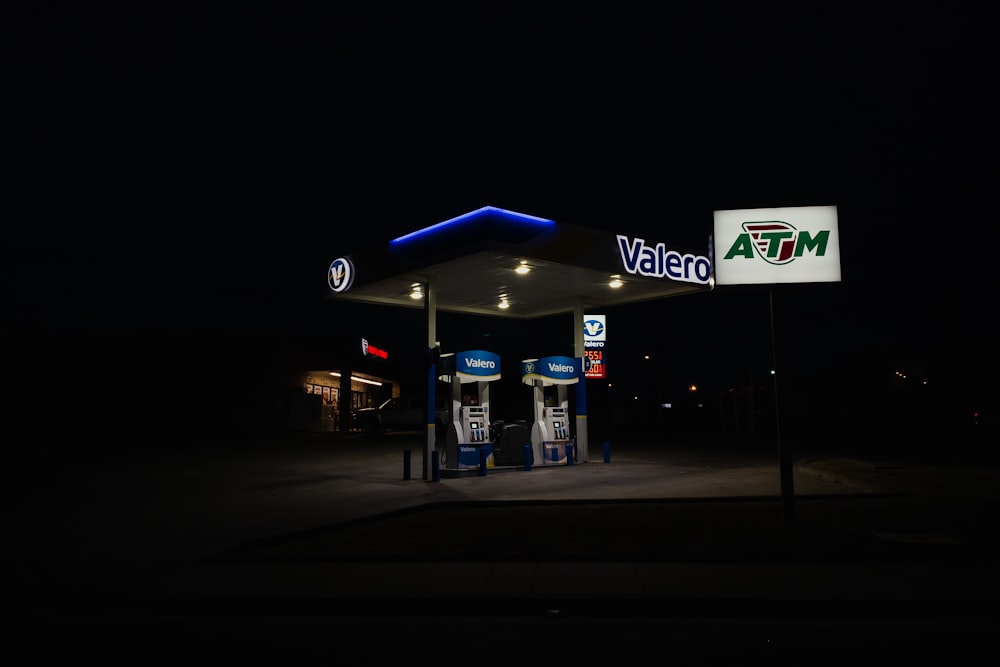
325;205;715;473
326;206;714;318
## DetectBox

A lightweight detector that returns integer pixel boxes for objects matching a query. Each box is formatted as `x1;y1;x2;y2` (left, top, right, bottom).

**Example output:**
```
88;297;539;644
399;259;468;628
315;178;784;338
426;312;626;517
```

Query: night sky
8;5;996;438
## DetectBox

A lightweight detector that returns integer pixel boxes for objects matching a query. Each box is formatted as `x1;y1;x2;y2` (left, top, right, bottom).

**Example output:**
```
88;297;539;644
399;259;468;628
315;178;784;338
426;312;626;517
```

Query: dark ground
4;427;999;663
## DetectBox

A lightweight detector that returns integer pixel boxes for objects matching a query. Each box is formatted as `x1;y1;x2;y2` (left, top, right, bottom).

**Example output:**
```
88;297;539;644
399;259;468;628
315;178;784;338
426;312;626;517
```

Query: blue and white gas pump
522;355;581;465
439;349;502;470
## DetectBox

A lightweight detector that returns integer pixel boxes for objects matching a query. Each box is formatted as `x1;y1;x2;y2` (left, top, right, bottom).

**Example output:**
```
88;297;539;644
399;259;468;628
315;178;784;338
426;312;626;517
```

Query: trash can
492;422;530;466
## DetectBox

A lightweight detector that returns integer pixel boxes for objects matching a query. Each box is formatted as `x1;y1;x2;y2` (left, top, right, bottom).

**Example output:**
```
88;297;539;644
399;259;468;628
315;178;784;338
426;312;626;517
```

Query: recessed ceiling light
515;261;531;275
608;275;623;288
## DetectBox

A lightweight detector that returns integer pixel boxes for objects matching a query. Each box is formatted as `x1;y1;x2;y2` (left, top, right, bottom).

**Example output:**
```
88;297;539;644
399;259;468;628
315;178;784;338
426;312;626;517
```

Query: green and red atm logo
724;221;830;266
713;206;841;285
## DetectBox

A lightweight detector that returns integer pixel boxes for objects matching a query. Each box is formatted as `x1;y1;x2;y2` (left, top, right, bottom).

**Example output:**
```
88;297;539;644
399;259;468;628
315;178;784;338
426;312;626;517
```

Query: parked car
352;396;449;434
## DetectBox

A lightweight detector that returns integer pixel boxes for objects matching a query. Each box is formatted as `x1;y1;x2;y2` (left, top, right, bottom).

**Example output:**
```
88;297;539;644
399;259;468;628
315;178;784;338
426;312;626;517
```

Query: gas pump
438;349;502;470
521;355;580;465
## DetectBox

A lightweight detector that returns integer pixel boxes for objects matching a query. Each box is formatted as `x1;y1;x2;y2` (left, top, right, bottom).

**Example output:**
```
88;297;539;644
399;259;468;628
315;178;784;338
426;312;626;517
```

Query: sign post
714;205;841;528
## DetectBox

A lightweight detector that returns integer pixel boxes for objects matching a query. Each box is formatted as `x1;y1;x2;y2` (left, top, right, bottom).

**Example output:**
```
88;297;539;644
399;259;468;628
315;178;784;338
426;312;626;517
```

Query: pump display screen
553;421;562;428
470;421;480;429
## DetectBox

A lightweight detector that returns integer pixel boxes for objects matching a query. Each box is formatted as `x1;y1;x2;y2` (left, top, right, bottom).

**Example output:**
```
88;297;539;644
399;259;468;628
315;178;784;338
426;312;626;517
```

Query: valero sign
713;206;841;285
454;349;502;383
583;314;607;379
616;236;712;285
327;256;355;293
521;356;580;386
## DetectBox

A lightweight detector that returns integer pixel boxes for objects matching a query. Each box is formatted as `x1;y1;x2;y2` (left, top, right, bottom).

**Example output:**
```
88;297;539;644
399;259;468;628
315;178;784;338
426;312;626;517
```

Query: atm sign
584;348;606;379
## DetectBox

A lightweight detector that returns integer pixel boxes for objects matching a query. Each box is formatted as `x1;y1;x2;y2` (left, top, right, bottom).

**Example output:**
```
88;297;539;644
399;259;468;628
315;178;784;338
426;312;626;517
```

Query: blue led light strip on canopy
390;206;555;246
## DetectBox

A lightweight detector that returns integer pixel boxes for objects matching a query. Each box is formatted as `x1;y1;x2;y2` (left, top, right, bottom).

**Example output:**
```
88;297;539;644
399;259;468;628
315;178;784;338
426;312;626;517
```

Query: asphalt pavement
5;428;1000;662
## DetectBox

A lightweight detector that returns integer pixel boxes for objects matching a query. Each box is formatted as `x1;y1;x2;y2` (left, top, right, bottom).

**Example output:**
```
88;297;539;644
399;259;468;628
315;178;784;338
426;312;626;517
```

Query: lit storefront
288;336;401;432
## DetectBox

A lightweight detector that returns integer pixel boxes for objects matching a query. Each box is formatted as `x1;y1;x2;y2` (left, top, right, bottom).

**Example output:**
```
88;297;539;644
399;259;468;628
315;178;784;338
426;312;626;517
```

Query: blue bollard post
478;447;488;476
566;442;574;465
603;441;611;463
403;448;411;480
523;444;532;471
432;450;440;482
